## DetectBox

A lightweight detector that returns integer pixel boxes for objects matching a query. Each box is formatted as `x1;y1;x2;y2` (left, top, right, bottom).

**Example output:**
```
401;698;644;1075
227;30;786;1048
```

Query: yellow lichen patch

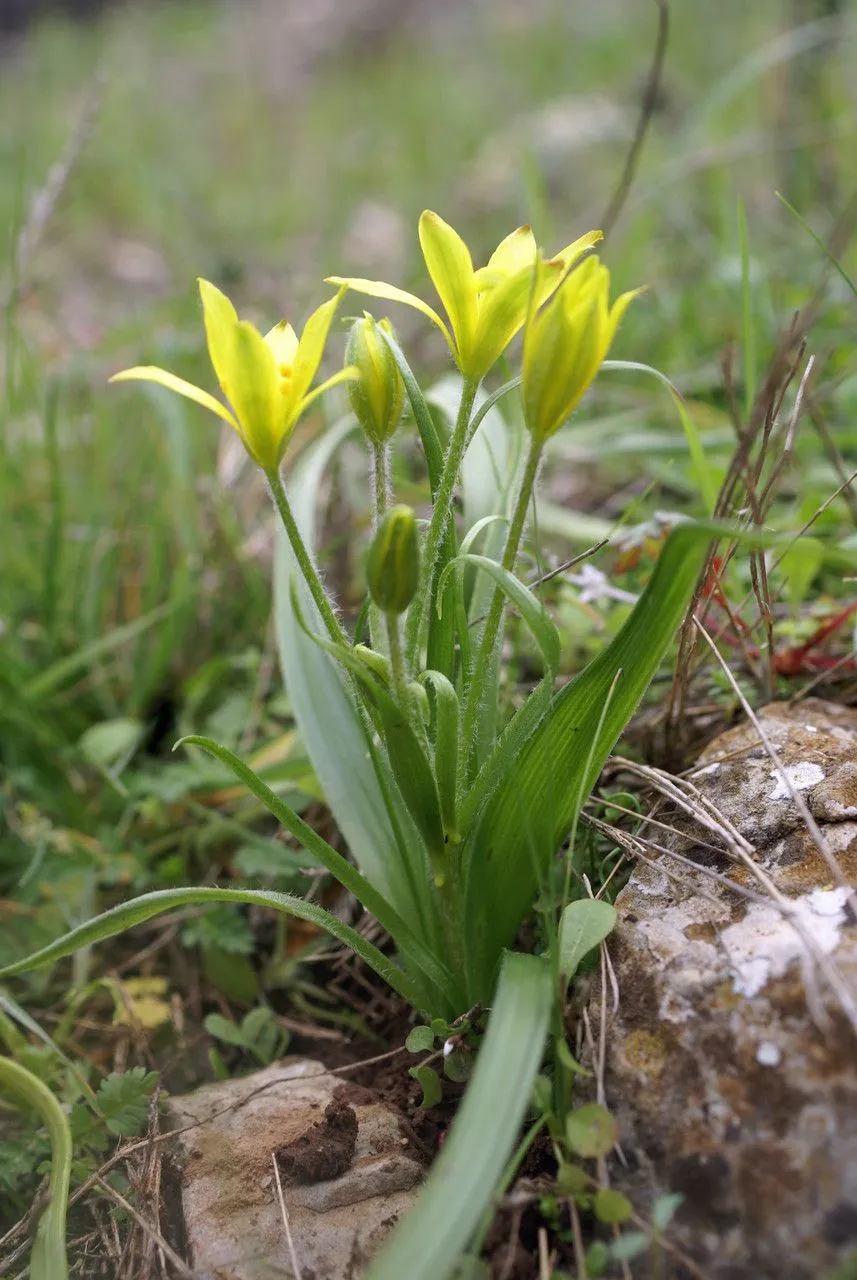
619;1028;668;1079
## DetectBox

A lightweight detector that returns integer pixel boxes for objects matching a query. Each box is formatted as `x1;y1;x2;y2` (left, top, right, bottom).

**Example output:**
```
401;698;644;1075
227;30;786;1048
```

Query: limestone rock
602;699;857;1279
166;1058;423;1280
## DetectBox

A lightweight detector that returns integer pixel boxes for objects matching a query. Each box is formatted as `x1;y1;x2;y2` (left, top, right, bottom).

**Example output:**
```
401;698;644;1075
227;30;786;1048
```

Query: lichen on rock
597;699;857;1279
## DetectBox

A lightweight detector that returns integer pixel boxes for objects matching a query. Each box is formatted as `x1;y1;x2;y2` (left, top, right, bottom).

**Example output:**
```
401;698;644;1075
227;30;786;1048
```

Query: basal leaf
0;1058;71;1280
462;523;715;1001
368;952;552;1280
0;887;426;1010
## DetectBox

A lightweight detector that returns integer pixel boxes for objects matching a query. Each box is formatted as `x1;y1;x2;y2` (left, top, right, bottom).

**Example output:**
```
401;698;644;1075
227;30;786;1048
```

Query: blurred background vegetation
1;0;855;1246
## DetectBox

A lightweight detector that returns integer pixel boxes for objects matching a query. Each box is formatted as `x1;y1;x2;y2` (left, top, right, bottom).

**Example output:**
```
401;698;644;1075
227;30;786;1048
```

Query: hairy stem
405;377;478;671
266;467;349;648
459;434;544;781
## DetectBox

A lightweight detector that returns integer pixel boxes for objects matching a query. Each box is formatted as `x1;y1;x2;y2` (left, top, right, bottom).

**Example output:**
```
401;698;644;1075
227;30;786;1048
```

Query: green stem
371;442;390;525
370;444;390;653
459;434;544;781
405;377;478;671
266;467;348;648
386;611;408;699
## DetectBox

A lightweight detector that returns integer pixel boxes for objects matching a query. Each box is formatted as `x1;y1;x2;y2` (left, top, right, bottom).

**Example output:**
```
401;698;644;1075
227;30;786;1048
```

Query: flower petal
534;229;604;310
226;321;283;470
110;366;240;431
289;288;346;409
326;275;454;353
418;211;478;365
296;365;360;422
198;278;239;396
484;224;537;278
469;261;556;380
265;320;299;369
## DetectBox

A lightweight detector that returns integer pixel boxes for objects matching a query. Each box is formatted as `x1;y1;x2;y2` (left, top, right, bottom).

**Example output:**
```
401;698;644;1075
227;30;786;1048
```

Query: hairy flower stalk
405;376;478;669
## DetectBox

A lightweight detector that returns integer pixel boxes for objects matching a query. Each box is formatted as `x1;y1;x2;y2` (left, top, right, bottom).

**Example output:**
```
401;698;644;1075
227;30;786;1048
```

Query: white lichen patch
693;762;721;778
721;886;851;998
768;761;825;801
756;1040;782;1067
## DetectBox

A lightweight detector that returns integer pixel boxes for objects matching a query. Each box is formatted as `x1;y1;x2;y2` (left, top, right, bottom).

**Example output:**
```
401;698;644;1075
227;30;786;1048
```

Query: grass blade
463;522;715;999
0;887;425;1008
367;951;552;1280
177;734;454;1006
274;419;434;934
0;1058;72;1280
602;360;717;516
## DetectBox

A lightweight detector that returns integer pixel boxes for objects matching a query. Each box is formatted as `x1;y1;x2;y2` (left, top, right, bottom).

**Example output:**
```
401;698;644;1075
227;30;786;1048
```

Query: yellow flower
110;279;357;471
328;210;602;383
522;256;642;442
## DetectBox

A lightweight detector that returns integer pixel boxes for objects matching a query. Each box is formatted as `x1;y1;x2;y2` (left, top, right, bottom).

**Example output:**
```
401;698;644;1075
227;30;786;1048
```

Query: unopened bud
345;315;405;445
367;505;419;616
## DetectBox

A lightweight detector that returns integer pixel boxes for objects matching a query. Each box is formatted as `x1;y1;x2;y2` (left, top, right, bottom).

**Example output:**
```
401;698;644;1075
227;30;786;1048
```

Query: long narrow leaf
602;360;718;516
463;522;715;1000
367;951;552;1280
0;888;425;1008
274;417;436;938
287;586;447;881
419;671;460;842
0;1058;72;1280
178;735;454;1006
439;553;561;675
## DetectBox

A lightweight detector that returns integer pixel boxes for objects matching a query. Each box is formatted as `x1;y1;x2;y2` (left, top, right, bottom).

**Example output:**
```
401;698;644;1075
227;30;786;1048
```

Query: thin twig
0;74;104;312
600;0;670;237
271;1153;303;1280
93;1178;194;1279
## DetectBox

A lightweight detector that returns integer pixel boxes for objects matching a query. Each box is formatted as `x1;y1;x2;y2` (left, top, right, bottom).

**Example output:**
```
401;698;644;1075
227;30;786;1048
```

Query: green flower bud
345;315;405;445
367;505;420;616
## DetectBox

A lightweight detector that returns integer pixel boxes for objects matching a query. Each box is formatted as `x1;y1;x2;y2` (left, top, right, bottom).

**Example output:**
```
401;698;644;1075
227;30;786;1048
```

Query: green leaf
0;1057;71;1280
273;415;436;942
602;361;718;517
779;537;824;605
382;337;458;676
97;1067;158;1137
368;952;552;1280
282;598;448;885
609;1231;651;1263
557;900;617;980
177;734;454;1010
443;1046;474;1083
462;522;716;1001
406;1025;436;1054
409;1064;443;1109
78;717;142;769
566;1104;617;1159
204;1012;247;1048
439;553;561;675
420;671;460;842
203;945;259;1004
0;887;426;1010
652;1192;684;1231
593;1188;633;1224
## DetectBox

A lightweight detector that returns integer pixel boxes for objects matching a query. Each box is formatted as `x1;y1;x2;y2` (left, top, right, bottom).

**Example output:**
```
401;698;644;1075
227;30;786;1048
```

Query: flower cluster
111;211;640;471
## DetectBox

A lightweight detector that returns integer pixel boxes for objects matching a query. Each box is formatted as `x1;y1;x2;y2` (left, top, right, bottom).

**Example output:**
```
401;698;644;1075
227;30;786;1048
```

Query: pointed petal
553;229;603;276
484;224;537;277
289;288;345;408
606;286;645;344
198;278;239;395
265;320;299;368
418;211;478;366
226;321;284;470
469;261;557;380
296;366;360;420
110;366;240;431
326;275;454;353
